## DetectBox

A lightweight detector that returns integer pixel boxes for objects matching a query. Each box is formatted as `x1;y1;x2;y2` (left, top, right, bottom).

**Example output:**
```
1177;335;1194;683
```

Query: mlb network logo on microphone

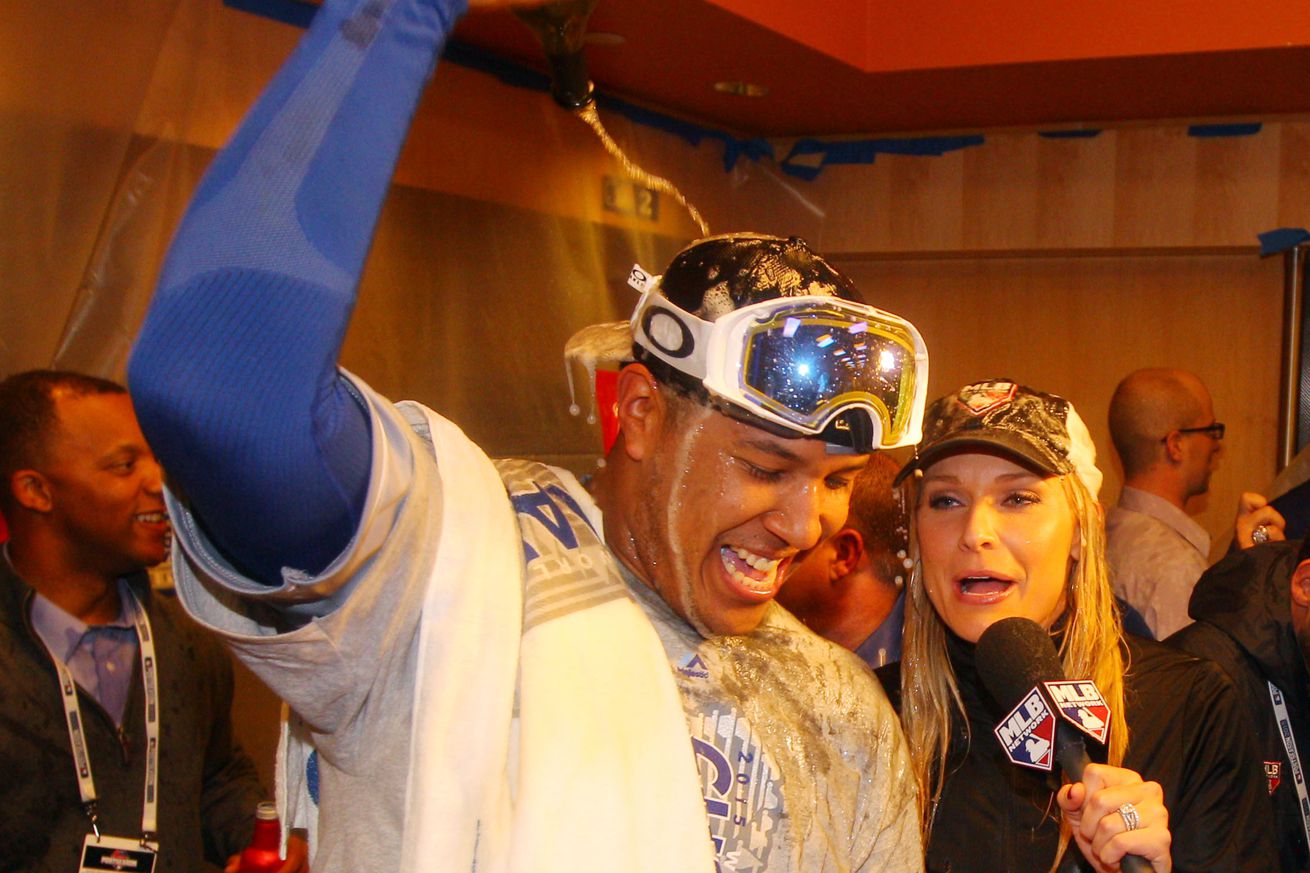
995;687;1056;772
1043;680;1111;745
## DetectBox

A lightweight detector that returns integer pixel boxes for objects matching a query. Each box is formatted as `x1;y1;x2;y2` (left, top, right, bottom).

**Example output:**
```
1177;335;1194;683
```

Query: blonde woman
878;380;1274;873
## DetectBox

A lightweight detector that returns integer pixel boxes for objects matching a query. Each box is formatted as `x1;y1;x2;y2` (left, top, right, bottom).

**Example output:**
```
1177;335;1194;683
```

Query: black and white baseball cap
894;379;1102;497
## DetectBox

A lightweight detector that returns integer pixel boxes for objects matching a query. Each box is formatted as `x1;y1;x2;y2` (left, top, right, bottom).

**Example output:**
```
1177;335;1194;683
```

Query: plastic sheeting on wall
3;1;837;469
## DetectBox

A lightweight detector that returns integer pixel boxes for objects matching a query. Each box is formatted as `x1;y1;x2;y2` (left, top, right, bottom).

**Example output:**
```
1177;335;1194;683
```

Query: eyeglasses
1162;422;1225;443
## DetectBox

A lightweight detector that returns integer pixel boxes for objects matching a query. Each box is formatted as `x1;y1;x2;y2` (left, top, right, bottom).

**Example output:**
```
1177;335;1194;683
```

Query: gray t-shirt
168;379;921;873
624;572;920;872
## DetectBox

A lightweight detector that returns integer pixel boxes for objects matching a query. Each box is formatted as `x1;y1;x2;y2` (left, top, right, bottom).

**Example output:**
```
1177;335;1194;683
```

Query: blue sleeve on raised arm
129;0;469;584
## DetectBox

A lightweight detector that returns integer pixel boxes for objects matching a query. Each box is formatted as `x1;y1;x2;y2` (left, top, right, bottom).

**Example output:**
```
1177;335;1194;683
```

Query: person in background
1106;368;1284;637
881;379;1275;873
1267;446;1310;541
0;370;291;873
124;0;927;870
777;452;909;667
1168;537;1310;872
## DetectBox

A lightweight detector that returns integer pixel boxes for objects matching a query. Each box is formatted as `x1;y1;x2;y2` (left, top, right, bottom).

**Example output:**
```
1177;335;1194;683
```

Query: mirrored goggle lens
741;308;920;444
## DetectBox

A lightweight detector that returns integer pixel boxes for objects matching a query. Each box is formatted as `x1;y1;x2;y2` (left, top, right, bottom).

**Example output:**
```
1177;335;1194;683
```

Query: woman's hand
1057;762;1171;873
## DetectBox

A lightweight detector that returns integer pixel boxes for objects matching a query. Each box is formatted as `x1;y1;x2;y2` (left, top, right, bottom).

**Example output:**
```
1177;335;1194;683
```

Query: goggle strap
630;285;715;383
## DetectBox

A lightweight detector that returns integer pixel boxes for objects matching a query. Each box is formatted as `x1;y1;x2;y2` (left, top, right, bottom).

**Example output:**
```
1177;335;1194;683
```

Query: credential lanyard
1269;681;1310;853
50;589;160;846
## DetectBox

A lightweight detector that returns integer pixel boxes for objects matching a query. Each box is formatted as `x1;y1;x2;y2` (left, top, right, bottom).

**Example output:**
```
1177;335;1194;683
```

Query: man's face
1178;384;1222;498
775;538;841;620
628;405;869;637
39;392;169;576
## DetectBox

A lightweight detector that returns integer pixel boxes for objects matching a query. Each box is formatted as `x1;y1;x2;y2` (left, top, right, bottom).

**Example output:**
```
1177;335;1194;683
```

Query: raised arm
128;0;469;583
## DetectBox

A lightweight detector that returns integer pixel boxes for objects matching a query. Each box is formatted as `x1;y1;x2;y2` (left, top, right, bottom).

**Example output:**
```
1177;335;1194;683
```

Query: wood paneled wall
831;252;1286;558
721;123;1310;253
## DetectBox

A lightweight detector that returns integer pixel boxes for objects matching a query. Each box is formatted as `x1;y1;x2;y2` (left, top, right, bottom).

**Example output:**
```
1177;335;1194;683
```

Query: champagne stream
575;103;711;238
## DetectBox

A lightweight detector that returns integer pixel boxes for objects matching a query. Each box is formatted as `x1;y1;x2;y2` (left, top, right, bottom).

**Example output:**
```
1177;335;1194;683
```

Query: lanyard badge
43;588;163;865
80;834;158;872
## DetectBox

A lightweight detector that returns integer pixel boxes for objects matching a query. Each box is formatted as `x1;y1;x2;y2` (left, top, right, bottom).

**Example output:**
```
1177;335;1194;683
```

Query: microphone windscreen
975;616;1066;711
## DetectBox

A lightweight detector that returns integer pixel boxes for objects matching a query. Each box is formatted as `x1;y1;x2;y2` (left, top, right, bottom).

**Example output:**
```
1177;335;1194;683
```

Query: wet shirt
169;381;922;873
625;575;921;873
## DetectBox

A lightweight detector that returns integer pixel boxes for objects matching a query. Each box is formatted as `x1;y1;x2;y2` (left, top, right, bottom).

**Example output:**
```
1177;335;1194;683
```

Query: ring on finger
1118;801;1141;832
1253;524;1270;545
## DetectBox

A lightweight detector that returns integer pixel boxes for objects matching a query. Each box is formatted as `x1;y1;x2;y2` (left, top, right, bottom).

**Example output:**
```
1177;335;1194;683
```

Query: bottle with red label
237;802;283;873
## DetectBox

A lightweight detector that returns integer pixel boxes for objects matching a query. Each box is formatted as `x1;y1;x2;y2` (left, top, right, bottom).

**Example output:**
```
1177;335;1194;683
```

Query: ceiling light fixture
583;32;626;46
713;81;769;98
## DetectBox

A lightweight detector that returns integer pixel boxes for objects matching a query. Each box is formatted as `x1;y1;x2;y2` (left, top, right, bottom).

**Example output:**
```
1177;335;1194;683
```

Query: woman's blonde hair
899;468;1128;870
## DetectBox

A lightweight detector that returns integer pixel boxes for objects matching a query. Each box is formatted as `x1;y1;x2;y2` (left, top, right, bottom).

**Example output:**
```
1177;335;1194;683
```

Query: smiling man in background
0;370;267;873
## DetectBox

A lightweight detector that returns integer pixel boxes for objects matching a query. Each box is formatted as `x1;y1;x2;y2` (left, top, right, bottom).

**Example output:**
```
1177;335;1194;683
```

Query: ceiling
451;0;1310;138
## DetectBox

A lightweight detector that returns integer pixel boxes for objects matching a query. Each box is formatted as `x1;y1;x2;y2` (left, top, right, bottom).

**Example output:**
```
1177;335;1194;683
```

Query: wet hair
899;470;1128;871
1108;368;1208;478
657;233;860;319
0;370;126;509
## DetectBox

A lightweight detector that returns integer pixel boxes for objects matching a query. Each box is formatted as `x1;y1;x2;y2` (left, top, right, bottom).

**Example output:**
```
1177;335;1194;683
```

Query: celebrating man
128;1;927;871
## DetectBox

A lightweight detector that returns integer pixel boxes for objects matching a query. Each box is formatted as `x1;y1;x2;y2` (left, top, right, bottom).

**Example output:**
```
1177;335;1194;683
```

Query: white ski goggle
629;270;928;451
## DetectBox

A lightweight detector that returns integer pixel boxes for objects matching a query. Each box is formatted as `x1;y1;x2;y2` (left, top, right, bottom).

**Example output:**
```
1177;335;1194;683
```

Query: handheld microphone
976;617;1150;873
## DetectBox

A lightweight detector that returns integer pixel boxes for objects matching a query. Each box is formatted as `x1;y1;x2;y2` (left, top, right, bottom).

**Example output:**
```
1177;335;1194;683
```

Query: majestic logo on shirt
1265;760;1282;794
678;654;710;680
1044;679;1111;745
995;687;1056;771
960;381;1017;416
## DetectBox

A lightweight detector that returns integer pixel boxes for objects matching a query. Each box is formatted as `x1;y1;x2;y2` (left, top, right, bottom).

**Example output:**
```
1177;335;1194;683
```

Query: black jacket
1168;539;1310;872
0;564;265;872
879;632;1276;873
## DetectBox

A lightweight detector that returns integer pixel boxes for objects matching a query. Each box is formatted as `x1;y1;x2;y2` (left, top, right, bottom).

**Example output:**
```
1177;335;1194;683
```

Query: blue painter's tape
222;0;318;29
870;135;984;156
1258;227;1310;257
1038;129;1102;139
1188;123;1263;138
442;40;551;95
218;2;967;179
443;41;774;172
779;134;984;179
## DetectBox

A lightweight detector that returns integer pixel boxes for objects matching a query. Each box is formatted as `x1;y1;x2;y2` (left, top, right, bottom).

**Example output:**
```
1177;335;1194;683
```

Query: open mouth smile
720;546;784;598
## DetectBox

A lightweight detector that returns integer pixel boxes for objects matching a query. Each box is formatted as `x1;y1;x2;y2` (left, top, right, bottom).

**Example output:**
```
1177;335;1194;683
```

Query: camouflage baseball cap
893;379;1102;497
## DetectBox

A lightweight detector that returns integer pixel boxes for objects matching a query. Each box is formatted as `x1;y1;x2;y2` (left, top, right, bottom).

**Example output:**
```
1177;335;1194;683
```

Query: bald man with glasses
1106;368;1284;638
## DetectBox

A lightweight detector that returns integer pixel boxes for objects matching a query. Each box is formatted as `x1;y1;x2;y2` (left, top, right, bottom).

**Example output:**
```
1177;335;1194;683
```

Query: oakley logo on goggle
641;306;695;359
